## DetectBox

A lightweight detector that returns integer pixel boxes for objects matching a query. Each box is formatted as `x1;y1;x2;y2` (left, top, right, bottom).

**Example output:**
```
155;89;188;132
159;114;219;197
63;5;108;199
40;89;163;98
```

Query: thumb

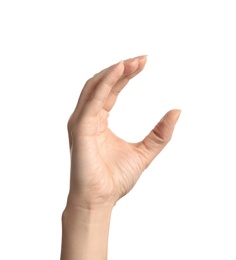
138;109;181;166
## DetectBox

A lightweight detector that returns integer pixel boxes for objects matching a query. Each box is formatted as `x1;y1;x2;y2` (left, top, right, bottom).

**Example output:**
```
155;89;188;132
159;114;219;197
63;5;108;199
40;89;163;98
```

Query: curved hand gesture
67;56;181;209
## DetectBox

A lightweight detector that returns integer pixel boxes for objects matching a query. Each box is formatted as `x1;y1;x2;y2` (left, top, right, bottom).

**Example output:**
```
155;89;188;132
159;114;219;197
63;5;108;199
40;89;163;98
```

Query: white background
0;0;236;259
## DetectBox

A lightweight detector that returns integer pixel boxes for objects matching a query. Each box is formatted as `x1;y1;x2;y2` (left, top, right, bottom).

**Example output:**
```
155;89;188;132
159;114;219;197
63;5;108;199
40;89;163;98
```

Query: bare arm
60;56;181;260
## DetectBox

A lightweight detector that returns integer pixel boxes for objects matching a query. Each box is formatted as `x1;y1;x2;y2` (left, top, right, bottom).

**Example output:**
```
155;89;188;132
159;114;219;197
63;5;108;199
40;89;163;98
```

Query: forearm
60;202;113;260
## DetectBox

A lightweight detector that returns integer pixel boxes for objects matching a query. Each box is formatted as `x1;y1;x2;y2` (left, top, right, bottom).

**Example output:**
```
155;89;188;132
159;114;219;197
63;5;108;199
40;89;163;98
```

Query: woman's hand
61;56;181;260
66;56;181;210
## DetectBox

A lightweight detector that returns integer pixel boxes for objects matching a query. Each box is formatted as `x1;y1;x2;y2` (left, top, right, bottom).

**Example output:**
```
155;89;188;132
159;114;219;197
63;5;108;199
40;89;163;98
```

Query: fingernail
117;60;124;65
175;109;182;121
136;55;148;59
125;58;136;62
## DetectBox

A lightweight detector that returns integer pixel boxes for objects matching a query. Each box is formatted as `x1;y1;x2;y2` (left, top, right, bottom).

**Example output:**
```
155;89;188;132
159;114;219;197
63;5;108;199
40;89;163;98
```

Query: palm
70;110;145;205
97;125;145;199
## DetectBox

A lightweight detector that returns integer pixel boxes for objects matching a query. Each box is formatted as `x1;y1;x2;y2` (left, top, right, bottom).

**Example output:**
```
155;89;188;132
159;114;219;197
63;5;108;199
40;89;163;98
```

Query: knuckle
67;115;74;132
85;75;96;86
153;120;172;143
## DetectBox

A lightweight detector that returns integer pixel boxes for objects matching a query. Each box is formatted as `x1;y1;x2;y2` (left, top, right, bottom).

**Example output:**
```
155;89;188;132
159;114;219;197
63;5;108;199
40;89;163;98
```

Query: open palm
67;56;181;209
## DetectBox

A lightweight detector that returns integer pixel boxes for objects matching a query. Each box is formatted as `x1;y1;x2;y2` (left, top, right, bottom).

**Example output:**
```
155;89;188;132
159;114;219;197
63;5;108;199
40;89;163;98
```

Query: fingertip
124;55;147;65
123;58;139;75
117;60;124;67
137;55;148;70
171;109;182;122
161;109;181;127
136;55;148;64
135;54;148;60
114;60;125;76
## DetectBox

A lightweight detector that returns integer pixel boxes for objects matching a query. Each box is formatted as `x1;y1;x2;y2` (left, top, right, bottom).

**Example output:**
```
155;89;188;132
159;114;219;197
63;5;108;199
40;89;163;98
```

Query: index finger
82;61;125;117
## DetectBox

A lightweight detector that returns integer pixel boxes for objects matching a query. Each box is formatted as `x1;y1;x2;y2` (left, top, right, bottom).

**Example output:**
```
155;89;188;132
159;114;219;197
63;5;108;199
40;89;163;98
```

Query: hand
66;56;181;210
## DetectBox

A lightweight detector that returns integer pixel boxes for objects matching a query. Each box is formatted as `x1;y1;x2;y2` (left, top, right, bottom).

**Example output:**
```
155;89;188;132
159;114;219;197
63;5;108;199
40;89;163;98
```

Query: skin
60;55;181;260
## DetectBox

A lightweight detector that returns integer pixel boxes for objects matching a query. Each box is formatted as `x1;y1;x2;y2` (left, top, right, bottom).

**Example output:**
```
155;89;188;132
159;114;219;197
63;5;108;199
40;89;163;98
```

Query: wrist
61;202;113;260
65;191;116;211
62;193;114;225
62;203;113;225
